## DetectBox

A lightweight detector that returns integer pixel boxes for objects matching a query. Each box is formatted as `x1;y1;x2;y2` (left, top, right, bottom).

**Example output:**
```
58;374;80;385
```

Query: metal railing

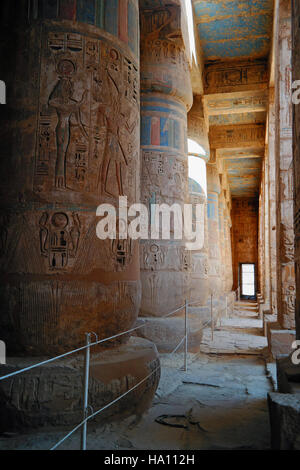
0;293;236;450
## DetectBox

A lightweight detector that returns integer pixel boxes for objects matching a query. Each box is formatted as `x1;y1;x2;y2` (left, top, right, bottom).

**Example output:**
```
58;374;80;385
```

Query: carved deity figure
97;49;135;198
48;59;88;189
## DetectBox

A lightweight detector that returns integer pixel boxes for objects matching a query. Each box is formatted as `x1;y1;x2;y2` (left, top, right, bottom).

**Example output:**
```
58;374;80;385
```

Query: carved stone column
188;155;209;312
0;0;160;427
268;88;279;316
0;0;143;356
218;189;226;294
139;2;193;317
187;96;210;312
224;203;233;294
137;2;196;352
292;0;300;340
276;0;296;331
266;0;296;358
206;156;222;300
263;144;271;309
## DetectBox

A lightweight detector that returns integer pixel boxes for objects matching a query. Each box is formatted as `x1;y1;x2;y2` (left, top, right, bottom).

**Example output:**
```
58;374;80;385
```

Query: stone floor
200;302;268;355
0;302;274;450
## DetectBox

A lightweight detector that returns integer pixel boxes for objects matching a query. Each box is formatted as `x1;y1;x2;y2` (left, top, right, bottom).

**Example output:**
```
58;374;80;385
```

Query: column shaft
0;0;141;354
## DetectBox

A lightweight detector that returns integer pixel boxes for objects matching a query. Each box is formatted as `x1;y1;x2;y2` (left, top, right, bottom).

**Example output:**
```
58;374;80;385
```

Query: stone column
264;144;271;309
206;155;222;306
224;203;233;292
268;88;279;316
266;0;296;357
0;0;160;427
187;96;210;320
188;155;210;327
138;1;194;352
218;189;226;295
258;172;265;301
275;0;296;331
292;0;300;340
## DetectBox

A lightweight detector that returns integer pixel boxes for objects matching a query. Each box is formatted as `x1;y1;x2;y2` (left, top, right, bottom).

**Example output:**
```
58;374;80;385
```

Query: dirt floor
0;302;274;450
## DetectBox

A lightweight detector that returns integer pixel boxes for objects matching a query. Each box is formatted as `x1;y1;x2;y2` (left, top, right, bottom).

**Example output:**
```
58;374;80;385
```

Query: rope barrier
0;292;237;450
50;362;162;450
0;303;187;382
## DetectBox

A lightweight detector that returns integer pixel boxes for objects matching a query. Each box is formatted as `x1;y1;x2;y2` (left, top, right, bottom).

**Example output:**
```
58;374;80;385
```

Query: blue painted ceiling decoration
225;157;262;197
193;0;274;61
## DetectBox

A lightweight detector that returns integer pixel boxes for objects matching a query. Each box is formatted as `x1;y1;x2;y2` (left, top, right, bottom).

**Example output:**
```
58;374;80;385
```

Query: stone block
268;392;300;449
269;329;296;359
276;354;300;395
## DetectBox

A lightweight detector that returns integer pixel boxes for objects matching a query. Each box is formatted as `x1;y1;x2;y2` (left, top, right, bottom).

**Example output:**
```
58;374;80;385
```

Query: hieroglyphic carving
205;94;268;114
204;61;268;94
112;220;133;271
141;151;187;204
209;124;265;149
39;212;81;270
140;5;181;43
34;30;139;200
142;243;167;271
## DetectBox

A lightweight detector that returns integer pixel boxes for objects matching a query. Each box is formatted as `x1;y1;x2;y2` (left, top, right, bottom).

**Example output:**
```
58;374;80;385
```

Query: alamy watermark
0;340;6;365
291;340;300;365
96;197;205;251
0;80;6;104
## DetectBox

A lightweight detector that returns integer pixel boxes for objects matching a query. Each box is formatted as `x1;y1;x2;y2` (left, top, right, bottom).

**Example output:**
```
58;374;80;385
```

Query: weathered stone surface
268;329;296;359
268;392;300;449
276;354;300;395
139;2;192;320
0;0;141;355
0;337;160;431
135;316;203;354
292;0;300;341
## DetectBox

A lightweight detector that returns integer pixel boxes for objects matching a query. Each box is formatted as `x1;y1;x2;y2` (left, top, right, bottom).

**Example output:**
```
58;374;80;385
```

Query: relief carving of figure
48;59;88;189
96;49;131;198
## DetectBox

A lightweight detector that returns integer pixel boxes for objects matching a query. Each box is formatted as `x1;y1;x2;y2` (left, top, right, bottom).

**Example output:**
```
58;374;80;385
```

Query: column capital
140;1;193;110
188;95;210;160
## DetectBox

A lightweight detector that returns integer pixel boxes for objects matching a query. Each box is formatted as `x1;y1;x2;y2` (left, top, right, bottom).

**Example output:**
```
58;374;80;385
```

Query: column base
0;337;160;432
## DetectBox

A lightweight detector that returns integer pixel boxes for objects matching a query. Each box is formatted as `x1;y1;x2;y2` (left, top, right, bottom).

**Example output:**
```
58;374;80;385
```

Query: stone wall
231;198;259;292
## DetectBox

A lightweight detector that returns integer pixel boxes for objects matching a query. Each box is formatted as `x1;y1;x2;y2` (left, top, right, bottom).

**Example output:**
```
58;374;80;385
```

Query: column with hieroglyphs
0;0;160;427
138;1;199;352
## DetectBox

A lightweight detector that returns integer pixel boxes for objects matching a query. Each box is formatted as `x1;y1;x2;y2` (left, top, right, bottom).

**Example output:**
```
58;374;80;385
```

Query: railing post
81;333;91;451
184;300;188;372
210;293;214;341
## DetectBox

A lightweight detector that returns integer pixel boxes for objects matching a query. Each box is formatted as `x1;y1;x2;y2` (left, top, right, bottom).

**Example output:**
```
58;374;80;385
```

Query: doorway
240;263;256;300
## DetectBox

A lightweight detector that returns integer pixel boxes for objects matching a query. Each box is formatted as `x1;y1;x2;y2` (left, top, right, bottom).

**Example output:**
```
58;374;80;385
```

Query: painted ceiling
193;0;274;61
225;157;262;197
192;1;272;197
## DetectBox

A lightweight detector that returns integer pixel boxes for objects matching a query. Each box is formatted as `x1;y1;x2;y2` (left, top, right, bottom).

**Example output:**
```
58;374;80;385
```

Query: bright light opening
184;0;197;66
241;264;255;297
188;155;207;196
188;139;206;157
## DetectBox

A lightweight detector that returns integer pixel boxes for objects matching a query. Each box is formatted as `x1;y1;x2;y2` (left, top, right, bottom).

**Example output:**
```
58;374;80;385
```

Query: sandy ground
0;303;274;450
